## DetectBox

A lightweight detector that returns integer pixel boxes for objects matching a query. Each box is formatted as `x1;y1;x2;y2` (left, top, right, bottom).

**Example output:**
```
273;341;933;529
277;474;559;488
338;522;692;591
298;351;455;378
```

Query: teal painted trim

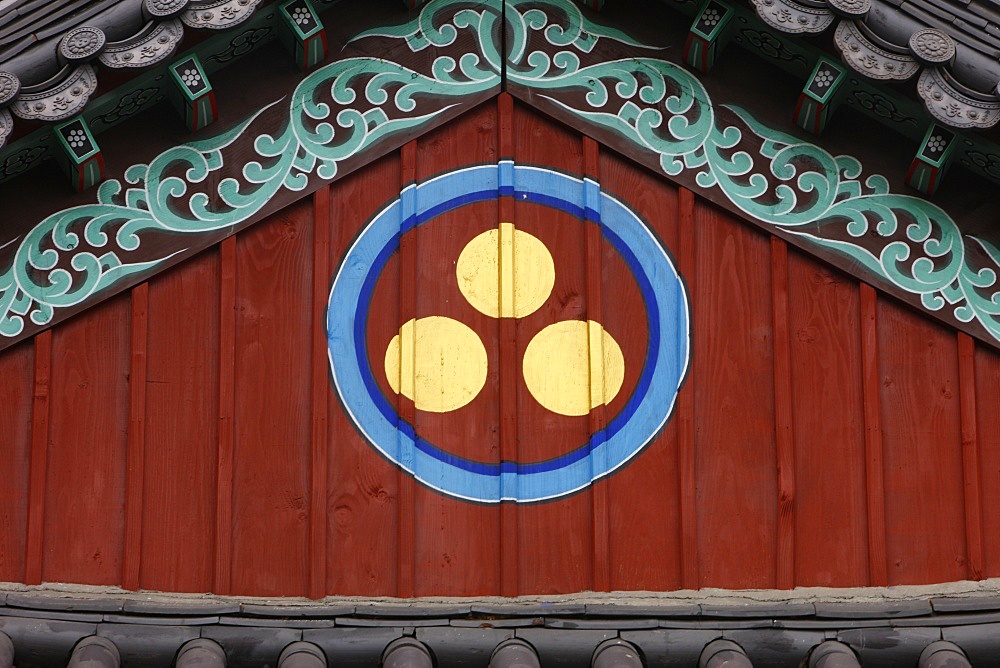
690;0;732;41
53;118;99;163
1;0;998;347
169;54;213;103
804;58;844;104
280;0;324;40
306;35;325;69
918;124;957;169
195;96;216;131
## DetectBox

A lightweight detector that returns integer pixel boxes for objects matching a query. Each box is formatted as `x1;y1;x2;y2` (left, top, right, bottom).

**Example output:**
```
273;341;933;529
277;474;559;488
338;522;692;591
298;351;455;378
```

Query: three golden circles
384;223;626;417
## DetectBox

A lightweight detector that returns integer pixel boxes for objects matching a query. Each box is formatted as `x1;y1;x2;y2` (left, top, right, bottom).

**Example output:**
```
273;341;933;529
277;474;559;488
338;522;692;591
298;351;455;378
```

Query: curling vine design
1;0;999;345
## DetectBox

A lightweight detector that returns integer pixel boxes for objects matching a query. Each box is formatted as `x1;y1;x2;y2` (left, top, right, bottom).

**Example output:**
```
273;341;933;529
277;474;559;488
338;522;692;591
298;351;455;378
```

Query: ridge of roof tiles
750;0;1000;128
0;0;268;148
0;589;998;664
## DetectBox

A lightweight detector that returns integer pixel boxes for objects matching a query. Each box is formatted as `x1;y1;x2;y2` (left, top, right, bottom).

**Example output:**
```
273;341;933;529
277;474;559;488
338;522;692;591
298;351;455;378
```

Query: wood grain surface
787;250;868;587
0;339;31;583
878;299;966;584
0;104;993;596
44;294;130;584
141;249;220;593
691;198;777;589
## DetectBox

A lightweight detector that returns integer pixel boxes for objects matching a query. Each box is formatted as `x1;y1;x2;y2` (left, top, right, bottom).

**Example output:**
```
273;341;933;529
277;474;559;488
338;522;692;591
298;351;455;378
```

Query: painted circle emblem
328;163;689;503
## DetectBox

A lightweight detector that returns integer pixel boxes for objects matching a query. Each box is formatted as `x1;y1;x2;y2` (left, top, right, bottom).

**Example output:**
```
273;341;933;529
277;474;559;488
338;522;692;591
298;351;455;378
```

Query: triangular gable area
4;1;1000;665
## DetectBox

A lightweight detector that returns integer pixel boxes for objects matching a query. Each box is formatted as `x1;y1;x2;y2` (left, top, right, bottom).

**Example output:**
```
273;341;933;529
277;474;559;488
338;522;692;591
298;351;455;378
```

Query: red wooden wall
0;97;997;598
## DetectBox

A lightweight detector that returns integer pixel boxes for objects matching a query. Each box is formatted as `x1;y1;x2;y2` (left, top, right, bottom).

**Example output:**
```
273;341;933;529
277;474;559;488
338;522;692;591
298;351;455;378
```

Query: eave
0;583;999;665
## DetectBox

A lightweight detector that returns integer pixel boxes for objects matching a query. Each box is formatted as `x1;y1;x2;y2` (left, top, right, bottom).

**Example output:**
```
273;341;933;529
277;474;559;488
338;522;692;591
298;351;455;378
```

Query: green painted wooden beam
794;58;846;135
52;117;103;192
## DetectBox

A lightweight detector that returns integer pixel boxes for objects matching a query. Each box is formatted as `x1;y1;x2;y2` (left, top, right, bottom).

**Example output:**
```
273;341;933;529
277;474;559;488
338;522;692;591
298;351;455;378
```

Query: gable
2;100;999;599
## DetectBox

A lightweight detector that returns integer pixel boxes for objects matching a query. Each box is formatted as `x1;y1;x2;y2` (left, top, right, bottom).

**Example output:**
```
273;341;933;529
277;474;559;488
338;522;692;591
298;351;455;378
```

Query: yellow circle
456;222;555;319
384;316;488;413
522;320;626;417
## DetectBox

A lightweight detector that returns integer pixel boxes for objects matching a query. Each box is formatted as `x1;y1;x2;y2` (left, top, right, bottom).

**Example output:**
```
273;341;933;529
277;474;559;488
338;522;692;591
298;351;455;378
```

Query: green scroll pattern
1;0;998;343
0;0;505;338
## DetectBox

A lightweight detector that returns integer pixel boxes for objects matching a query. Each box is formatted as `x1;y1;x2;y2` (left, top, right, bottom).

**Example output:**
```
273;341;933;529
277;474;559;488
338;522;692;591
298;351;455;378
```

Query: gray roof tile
96;623;200;668
122;599;241;615
931;595;1000;612
815;600;933;619
5;593;124;612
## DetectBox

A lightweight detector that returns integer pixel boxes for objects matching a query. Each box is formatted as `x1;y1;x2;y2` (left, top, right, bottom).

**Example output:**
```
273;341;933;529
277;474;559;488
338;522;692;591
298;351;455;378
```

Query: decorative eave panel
2;0;999;352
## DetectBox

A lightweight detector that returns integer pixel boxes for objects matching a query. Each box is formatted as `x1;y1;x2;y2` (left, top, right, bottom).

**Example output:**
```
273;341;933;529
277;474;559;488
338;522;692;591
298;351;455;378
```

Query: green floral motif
1;0;998;345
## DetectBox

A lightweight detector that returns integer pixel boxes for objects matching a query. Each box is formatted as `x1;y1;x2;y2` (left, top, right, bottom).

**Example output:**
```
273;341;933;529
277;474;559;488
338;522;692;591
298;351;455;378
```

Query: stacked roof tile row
1;589;1000;665
751;0;1000;128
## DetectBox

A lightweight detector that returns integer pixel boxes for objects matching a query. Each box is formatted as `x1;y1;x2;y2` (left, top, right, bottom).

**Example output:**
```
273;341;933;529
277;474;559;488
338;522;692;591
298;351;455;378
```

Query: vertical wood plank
677;187;699;590
879;298;965;585
215;236;237;594
122;282;148;590
861;283;888;587
397;140;417;599
957;332;984;580
860;283;887;586
326;153;401;596
410;104;500;596
45;294;130;585
598;150;682;592
0;340;32;583
693;201;776;589
231;199;313;596
975;343;1000;577
23;331;51;586
770;238;795;589
788;251;867;587
583;136;610;593
498;92;519;598
513;104;592;594
141;249;219;593
310;184;331;599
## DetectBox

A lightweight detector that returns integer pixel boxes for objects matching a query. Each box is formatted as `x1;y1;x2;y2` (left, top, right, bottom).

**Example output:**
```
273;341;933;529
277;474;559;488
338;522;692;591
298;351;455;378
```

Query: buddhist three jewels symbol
327;162;690;503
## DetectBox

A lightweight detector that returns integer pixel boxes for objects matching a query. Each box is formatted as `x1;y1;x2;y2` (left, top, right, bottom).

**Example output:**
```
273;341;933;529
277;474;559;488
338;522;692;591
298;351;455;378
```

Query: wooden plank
122;282;148;591
693;200;777;589
787;250;867;587
771;237;795;589
0;340;34;583
498;92;518;598
326;153;402;596
975;342;1000;577
860;283;887;586
141;249;220;593
410;106;500;596
957;332;984;580
24;331;51;585
677;187;698;590
513;104;592;594
397;140;417;599
598;149;682;592
44;294;130;584
215;236;236;595
230;199;314;597
878;298;966;584
584;137;610;593
310;184;331;599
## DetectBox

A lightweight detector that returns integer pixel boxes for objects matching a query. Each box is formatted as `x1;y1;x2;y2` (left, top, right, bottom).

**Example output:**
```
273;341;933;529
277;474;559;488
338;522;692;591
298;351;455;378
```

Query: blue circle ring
327;163;689;503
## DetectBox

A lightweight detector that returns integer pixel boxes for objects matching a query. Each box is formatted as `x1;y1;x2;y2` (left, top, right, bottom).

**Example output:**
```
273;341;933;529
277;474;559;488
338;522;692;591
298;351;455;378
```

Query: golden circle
384;316;488;413
522;320;626;417
456;222;555;319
